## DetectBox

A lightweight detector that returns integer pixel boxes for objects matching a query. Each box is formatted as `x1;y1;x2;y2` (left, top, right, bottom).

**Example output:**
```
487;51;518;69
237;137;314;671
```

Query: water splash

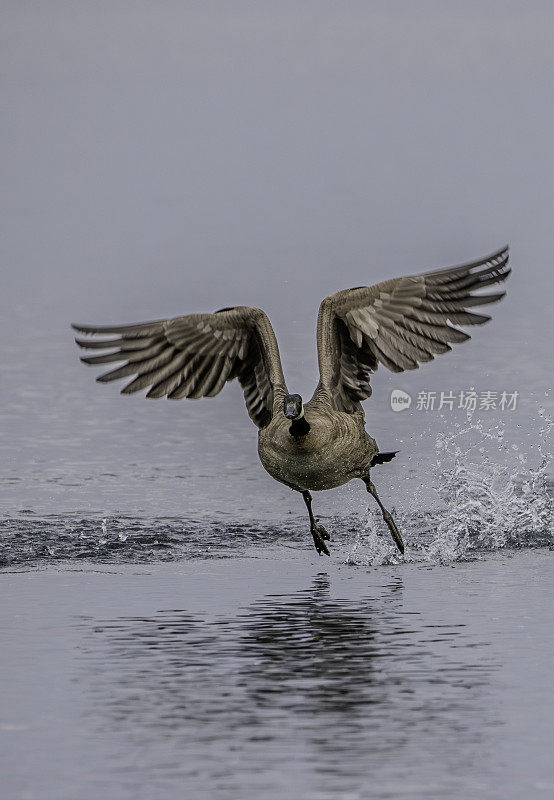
347;409;552;567
428;409;552;562
346;515;402;567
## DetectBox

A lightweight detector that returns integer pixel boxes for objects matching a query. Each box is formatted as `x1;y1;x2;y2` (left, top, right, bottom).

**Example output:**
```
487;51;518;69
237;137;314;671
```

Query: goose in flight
73;245;510;557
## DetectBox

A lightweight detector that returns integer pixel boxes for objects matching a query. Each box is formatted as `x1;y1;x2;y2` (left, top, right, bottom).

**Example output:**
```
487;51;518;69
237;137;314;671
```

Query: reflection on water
80;574;499;799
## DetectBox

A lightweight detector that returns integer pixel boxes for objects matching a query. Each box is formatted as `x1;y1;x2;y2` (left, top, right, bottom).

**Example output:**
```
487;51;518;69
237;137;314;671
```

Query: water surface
1;552;553;800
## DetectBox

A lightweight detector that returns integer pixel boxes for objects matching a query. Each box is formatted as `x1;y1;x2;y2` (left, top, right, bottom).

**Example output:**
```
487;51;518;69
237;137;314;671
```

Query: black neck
289;416;311;437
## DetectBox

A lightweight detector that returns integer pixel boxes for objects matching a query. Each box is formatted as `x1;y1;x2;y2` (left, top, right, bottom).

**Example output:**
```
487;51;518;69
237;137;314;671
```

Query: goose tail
370;451;398;467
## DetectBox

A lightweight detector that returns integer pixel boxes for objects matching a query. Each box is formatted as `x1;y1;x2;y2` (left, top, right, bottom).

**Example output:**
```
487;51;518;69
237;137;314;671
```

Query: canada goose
73;245;510;557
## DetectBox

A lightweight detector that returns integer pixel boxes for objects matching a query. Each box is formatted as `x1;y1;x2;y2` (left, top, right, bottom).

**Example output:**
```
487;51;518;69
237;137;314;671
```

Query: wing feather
315;245;510;411
97;347;177;383
73;306;287;428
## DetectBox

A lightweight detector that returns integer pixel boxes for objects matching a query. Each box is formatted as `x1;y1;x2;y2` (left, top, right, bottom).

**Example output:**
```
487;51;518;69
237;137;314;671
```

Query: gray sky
2;0;553;402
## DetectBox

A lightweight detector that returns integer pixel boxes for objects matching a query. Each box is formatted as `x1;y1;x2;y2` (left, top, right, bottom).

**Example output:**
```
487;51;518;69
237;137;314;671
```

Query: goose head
283;393;304;420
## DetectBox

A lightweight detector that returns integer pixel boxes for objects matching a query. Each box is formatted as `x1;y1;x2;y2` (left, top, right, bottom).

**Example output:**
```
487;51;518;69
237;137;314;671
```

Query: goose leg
301;490;331;557
362;477;404;555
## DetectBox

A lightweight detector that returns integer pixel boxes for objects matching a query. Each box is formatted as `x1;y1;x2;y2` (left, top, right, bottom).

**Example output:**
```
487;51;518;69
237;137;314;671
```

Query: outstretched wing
315;245;510;412
73;306;287;428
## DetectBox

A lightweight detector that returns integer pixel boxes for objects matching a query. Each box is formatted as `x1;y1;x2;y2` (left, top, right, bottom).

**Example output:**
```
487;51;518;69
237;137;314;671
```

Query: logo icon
390;389;412;412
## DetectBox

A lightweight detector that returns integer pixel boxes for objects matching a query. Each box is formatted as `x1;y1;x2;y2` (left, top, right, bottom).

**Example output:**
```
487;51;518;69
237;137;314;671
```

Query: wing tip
146;387;165;399
72;322;112;336
486;243;510;261
435;243;511;276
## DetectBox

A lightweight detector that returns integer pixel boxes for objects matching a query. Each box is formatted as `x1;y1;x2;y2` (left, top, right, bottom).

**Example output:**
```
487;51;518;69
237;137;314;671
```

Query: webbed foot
311;524;331;556
301;490;331;557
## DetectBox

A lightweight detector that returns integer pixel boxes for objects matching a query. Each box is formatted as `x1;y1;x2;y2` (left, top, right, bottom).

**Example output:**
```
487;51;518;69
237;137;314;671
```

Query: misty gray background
2;0;553;518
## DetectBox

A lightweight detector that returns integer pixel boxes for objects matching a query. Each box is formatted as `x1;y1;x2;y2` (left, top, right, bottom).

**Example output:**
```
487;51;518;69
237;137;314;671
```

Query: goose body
73;245;510;557
259;397;376;492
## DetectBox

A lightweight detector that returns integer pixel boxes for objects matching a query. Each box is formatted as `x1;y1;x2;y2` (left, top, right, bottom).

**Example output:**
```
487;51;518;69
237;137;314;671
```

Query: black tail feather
370;451;398;467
